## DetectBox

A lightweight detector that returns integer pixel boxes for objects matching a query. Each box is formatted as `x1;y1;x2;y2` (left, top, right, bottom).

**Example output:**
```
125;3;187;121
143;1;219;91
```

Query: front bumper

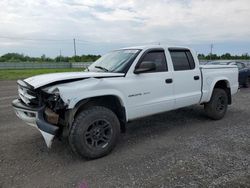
12;99;59;148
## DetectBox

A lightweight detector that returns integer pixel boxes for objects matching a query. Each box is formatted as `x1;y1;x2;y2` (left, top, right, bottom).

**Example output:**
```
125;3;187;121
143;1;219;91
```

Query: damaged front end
12;80;68;148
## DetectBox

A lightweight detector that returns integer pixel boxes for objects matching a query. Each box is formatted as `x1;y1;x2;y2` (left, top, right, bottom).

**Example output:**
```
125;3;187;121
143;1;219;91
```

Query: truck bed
200;64;239;103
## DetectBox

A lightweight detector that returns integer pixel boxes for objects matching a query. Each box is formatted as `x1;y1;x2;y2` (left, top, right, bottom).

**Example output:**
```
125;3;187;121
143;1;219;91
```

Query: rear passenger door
169;49;202;108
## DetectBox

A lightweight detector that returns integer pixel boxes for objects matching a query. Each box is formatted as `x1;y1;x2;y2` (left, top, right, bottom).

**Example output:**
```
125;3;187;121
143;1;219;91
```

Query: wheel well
214;80;232;104
73;95;126;133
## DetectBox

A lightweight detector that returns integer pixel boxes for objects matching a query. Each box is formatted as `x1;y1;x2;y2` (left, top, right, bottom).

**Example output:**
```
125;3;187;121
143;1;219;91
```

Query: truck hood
24;72;125;89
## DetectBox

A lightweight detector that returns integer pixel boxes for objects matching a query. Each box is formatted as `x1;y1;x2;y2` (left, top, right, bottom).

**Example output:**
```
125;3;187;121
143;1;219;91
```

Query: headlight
42;87;60;95
51;88;60;95
42;87;60;101
50;88;60;101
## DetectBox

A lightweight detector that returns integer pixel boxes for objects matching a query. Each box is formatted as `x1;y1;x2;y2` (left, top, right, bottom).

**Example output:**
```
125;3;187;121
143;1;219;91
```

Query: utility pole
210;44;213;61
73;38;77;57
59;49;62;62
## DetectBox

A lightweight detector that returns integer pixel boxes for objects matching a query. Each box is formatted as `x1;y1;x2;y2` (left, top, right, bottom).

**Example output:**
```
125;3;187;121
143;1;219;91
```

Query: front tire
204;88;228;120
69;106;120;159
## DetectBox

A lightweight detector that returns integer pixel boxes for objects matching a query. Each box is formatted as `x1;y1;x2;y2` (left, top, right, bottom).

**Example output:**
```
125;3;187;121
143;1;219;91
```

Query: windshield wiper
95;66;109;72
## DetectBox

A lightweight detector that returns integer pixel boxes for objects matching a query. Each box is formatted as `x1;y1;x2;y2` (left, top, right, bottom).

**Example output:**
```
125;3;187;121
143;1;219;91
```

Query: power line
0;36;99;46
0;35;158;45
0;36;72;42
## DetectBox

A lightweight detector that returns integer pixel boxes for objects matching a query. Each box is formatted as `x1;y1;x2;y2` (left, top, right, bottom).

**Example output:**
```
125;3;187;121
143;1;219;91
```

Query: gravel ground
0;80;249;188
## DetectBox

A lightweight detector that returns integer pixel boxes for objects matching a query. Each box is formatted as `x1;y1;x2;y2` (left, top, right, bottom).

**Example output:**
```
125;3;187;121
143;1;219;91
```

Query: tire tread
204;88;228;120
69;106;120;159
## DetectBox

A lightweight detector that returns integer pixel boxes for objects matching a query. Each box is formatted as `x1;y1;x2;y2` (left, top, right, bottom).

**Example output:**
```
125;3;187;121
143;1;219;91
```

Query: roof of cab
120;45;191;51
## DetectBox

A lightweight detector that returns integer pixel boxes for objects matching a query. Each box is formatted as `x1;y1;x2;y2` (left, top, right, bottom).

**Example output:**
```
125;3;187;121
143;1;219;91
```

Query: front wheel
204;88;228;120
69;106;120;159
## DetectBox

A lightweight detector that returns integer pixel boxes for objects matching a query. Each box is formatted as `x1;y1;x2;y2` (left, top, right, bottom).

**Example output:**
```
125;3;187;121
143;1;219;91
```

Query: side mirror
134;61;156;74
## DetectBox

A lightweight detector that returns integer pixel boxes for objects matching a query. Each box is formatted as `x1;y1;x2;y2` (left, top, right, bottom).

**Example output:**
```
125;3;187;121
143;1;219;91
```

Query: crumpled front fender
53;78;127;109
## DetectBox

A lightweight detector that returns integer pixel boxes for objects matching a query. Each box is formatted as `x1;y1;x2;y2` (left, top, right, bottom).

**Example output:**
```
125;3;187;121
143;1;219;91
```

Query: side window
186;51;195;69
169;50;195;71
137;51;168;72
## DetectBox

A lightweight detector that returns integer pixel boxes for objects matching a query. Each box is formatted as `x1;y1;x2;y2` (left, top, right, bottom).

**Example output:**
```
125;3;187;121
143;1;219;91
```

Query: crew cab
12;45;239;159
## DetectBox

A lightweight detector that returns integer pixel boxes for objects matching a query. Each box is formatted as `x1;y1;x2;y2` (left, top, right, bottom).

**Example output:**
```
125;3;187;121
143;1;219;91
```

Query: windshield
88;49;140;73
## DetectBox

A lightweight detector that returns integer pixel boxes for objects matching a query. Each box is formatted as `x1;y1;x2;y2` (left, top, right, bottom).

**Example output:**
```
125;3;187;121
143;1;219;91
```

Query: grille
17;80;39;106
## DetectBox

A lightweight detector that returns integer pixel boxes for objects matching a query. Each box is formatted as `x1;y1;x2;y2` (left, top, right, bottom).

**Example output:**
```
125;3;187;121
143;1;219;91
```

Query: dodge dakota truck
12;45;239;159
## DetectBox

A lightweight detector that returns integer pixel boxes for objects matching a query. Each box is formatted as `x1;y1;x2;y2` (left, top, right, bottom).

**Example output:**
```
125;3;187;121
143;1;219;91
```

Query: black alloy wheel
84;119;112;149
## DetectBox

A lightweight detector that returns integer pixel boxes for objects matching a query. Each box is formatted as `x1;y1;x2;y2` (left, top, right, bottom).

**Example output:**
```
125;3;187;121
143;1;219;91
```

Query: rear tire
69;106;120;159
204;88;228;120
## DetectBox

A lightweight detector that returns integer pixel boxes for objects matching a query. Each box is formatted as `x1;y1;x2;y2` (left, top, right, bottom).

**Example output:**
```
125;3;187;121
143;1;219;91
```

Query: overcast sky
0;0;250;57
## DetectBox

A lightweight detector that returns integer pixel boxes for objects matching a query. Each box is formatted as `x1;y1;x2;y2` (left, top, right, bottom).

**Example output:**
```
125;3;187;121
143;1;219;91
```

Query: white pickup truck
12;45;239;159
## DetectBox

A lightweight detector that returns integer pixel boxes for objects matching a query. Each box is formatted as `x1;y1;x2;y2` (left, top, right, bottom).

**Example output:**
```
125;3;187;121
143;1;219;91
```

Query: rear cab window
169;49;195;71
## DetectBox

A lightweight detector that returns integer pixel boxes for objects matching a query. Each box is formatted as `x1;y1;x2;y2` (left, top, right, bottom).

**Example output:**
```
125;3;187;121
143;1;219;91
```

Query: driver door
125;49;175;120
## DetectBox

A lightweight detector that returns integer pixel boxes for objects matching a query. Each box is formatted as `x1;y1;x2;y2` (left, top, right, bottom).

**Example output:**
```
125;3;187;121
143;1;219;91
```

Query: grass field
0;68;84;80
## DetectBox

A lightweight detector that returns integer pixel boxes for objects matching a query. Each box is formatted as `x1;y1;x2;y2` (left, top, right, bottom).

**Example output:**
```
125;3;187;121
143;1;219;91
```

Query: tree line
198;53;250;60
0;52;249;62
0;53;101;62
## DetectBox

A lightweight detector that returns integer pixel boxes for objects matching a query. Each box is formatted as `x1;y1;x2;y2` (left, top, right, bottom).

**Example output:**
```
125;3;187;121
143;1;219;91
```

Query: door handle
165;78;173;84
194;76;200;80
